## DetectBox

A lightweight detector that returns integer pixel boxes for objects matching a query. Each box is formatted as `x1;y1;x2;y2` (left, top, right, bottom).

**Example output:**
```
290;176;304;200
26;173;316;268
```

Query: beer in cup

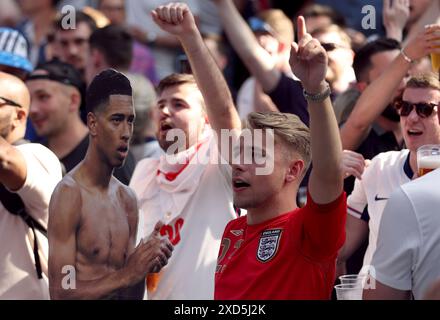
417;145;440;177
428;26;440;72
432;52;440;73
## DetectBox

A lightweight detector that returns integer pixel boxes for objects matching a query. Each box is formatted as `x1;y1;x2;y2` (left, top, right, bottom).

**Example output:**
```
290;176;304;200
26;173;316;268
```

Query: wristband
303;83;331;102
400;48;414;64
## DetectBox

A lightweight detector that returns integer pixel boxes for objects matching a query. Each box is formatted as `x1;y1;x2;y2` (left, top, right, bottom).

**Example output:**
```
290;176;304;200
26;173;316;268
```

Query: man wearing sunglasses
0;71;62;299
312;24;356;98
338;74;440;283
363;75;440;300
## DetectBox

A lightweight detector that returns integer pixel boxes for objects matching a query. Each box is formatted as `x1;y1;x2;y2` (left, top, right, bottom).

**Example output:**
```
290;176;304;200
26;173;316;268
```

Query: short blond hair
258;9;294;45
406;73;440;91
244;112;311;170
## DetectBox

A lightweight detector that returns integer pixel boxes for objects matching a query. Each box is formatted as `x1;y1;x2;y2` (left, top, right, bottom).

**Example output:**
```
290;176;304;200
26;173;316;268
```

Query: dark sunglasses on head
0;96;23;108
393;100;438;118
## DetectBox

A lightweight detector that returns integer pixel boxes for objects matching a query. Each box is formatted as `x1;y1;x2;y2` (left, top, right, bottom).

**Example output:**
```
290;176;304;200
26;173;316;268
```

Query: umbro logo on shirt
230;230;244;237
374;195;389;201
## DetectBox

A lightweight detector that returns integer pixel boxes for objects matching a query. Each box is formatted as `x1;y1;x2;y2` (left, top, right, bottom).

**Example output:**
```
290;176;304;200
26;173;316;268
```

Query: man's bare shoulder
113;177;138;216
51;173;82;210
49;173;84;235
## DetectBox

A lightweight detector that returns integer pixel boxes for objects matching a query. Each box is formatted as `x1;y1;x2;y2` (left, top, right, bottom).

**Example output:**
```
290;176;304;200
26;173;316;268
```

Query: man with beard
340;26;439;156
48;70;173;300
338;38;406;195
0;71;62;299
129;3;241;299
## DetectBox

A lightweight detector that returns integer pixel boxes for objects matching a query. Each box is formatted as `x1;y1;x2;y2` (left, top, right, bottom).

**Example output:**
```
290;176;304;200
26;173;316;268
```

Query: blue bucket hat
0;27;33;73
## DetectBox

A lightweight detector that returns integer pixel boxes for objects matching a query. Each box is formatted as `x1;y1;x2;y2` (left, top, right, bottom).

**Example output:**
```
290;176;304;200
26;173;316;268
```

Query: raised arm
214;0;282;92
48;180;170;300
290;17;343;203
340;25;439;151
151;2;241;135
382;0;410;42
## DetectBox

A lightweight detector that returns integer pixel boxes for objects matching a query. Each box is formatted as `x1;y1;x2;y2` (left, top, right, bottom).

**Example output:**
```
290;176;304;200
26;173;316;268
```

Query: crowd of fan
0;0;440;300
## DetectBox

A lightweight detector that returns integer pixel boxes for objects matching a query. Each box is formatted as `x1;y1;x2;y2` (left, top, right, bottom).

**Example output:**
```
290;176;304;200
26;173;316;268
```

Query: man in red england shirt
215;16;346;300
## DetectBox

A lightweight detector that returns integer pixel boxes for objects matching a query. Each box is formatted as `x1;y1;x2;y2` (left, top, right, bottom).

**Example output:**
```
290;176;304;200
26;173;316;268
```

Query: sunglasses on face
393;100;438;118
0;96;23;108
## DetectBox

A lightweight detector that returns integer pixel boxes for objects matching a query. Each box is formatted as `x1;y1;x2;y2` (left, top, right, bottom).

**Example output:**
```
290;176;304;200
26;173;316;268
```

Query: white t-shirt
130;132;237;300
0;143;62;300
348;150;412;268
371;168;440;299
126;0;200;79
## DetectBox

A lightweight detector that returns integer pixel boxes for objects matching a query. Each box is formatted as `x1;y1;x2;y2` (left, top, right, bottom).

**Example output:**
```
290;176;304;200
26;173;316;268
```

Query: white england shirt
347;149;413;268
129;132;237;300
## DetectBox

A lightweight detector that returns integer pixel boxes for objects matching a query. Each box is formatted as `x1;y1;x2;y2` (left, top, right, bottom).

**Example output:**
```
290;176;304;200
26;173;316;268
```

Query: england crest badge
257;229;282;263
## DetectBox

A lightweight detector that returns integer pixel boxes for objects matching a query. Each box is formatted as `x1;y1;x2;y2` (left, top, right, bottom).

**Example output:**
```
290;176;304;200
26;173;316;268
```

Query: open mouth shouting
233;177;251;192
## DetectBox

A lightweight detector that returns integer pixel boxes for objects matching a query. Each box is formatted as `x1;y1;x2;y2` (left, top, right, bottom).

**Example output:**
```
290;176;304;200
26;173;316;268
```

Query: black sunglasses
393;100;438;118
0;96;23;108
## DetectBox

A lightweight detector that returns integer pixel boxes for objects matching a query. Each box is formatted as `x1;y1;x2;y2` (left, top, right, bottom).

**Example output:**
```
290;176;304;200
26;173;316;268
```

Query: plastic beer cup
417;145;440;177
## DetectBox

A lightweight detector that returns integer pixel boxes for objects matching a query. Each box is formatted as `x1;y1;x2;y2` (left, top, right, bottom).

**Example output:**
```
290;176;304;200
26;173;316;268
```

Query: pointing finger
297;16;307;41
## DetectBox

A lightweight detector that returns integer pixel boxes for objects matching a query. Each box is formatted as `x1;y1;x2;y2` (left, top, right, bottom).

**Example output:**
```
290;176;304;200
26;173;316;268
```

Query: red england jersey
214;192;347;300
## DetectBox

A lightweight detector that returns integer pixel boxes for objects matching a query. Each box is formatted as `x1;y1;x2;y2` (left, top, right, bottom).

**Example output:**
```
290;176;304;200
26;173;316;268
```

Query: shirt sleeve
370;187;420;291
14;144;62;226
347;178;368;220
266;73;310;126
300;192;347;262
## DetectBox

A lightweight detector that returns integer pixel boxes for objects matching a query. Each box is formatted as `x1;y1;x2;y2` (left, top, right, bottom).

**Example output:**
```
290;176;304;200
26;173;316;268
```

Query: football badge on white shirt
257;229;282;263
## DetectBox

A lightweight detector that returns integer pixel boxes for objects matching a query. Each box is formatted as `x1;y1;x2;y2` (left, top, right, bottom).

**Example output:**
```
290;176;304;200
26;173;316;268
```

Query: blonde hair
258;9;294;45
406;73;440;91
245;112;311;169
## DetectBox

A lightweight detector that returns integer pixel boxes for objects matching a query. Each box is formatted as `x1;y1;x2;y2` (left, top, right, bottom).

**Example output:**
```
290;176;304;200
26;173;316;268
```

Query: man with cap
0;71;62;299
26;59;134;185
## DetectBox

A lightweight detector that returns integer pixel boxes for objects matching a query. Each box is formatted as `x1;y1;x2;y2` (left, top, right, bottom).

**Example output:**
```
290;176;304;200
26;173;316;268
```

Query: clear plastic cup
417;145;440;177
335;283;363;300
339;274;367;286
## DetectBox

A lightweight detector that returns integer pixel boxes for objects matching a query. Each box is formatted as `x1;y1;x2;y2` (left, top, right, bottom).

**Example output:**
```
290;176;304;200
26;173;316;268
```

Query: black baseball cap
26;58;85;93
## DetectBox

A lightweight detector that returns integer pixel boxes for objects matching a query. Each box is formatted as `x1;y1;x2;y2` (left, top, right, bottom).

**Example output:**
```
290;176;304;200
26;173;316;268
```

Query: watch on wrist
303;83;331;102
